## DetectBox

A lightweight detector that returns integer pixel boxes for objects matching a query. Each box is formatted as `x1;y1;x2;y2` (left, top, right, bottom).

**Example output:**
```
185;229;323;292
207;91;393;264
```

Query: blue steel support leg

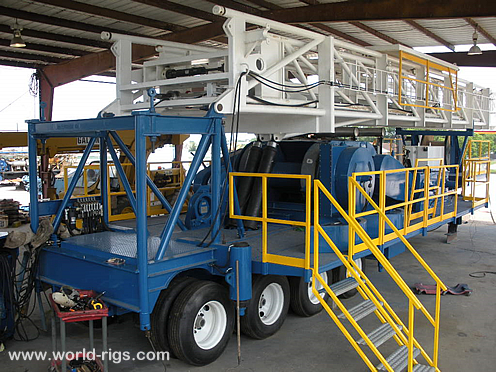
100;134;109;225
220;127;245;238
155;131;212;261
135;118;151;331
211;119;221;244
106;139;137;214
459;135;470;168
52;137;97;232
28;130;39;232
109;131;186;231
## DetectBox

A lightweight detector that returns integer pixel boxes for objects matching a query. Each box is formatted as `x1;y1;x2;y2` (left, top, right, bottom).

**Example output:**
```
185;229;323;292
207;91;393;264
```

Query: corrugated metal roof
0;0;494;72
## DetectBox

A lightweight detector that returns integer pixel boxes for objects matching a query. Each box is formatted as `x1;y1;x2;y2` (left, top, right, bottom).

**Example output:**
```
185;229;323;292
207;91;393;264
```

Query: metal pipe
109;131;186;231
52;137;96;232
106;139;137;214
100;135;109;225
28;129;39;232
135;116;151;330
101;31;217;53
357;128;386;137
155;130;213;261
211;119;222;243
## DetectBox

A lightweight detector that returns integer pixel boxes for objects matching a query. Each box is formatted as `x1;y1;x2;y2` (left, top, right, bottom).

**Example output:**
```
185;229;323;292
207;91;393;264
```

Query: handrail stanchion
423;167;429;229
434;282;441;367
408;300;414;372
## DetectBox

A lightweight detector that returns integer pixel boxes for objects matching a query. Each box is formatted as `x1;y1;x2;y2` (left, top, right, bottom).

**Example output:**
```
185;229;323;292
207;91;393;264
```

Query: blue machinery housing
28;109;483;333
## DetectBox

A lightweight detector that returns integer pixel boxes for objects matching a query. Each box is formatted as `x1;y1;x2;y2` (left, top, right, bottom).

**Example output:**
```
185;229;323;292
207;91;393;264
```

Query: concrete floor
2;190;496;371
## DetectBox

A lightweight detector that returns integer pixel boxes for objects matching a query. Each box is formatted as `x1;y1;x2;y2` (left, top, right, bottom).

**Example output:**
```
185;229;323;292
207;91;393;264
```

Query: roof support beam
131;0;223;23
0;38;88;57
0;51;65;64
308;24;371;46
0;6;145;37
244;0;282;10
0;25;110;49
350;21;410;47
428;50;496;67
464;18;496;47
31;0;185;32
405;20;455;51
0;59;42;69
266;0;496;23
298;0;319;5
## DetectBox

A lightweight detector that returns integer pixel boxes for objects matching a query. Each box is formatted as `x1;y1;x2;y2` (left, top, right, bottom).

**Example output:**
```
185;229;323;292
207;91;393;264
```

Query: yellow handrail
462;139;491;208
350;164;458;255
229;172;312;269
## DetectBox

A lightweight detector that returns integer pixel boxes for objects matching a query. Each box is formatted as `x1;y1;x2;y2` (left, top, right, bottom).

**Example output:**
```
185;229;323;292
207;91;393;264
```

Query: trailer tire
167;280;234;366
150;276;197;357
333;258;365;299
241;275;290;339
289;271;331;317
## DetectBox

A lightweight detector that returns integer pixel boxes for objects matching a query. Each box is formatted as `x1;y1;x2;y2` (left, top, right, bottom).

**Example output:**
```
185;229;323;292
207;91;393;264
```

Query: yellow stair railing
314;179;447;371
462;139;491;208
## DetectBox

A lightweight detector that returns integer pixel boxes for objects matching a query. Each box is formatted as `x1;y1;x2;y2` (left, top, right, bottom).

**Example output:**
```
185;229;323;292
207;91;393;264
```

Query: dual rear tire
152;279;234;366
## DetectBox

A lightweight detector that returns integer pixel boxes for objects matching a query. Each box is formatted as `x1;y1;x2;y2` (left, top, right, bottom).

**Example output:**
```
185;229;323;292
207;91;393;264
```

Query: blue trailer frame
29;108;486;334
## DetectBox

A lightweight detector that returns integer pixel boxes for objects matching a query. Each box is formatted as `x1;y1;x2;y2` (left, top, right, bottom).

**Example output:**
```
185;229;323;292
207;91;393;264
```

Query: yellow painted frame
229;172;311;269
398;51;459;112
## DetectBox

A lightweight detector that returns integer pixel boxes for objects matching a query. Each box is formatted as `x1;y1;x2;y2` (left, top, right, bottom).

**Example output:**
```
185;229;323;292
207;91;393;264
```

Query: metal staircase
313;179;446;372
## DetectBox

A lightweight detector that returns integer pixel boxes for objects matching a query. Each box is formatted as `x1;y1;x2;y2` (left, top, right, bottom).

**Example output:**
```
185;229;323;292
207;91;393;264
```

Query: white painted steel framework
101;6;494;138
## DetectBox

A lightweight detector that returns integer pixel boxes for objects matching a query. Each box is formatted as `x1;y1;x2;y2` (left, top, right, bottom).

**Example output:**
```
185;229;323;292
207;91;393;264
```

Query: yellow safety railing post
304;175;311;270
404;170;409;235
423;167;429;228
348;175;355;260
434;282;441;368
262;176;268;264
408;299;415;372
379;172;386;246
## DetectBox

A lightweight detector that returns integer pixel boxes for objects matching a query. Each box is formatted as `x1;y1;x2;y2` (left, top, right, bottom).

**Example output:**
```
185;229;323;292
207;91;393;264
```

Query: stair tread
326;277;359;296
337;299;381;322
376;345;421;371
357;323;402;347
413;364;436;372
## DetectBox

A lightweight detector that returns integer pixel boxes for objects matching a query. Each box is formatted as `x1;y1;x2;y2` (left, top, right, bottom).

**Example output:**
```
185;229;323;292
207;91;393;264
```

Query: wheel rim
193;300;227;350
258;283;285;326
346;258;362;277
308;271;328;305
